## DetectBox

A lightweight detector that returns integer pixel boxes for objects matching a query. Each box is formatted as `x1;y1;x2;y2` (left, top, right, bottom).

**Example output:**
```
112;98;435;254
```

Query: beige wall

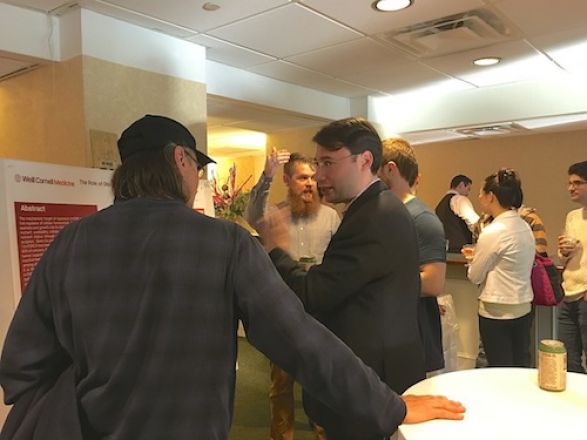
0;56;208;168
0;57;87;166
414;130;585;257
82;56;208;160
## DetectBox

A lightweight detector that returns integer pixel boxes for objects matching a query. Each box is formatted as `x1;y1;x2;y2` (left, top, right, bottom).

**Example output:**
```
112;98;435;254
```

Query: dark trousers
558;299;587;373
479;313;533;367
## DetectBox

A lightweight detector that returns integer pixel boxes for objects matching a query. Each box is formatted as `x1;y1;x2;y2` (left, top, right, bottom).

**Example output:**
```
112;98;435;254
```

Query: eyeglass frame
568;179;587;188
312;153;358;170
182;147;205;178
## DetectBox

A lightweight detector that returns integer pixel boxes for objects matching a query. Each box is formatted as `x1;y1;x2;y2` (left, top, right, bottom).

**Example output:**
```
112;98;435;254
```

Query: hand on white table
401;394;466;424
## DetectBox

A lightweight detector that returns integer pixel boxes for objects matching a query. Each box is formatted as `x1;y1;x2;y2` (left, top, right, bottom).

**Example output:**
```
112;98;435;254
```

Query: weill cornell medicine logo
14;173;75;187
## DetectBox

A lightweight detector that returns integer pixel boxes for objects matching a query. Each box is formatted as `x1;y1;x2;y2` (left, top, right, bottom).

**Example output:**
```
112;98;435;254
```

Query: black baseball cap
117;115;215;166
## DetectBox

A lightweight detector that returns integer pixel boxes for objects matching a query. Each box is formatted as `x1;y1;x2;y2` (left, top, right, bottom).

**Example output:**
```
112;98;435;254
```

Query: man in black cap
0;115;464;440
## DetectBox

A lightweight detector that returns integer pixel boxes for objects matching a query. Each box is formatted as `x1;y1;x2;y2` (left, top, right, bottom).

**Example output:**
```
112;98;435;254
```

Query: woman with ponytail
465;169;535;367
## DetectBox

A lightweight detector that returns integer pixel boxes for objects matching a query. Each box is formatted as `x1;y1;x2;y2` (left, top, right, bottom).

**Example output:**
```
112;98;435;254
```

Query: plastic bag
437;294;459;373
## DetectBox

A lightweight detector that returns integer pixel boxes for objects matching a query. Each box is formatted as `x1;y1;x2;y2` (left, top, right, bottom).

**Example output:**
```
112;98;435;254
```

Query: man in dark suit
261;118;427;439
0;115;463;439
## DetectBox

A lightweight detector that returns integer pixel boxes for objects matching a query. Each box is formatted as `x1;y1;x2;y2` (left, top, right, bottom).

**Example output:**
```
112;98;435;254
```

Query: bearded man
244;149;340;440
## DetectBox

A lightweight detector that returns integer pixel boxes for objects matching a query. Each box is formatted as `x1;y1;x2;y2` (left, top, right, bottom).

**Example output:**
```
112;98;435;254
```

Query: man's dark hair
482;168;523;209
312;117;382;173
568;161;587;180
381;138;419;187
283;152;315;177
112;143;187;203
450;174;472;189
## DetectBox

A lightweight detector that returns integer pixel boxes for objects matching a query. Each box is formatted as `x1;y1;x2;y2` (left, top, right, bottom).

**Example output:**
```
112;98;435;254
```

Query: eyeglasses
313;154;357;170
568;179;587;188
183;148;205;177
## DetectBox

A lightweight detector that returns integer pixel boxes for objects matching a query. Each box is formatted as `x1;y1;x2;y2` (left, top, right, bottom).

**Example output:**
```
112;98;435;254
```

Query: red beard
289;188;321;218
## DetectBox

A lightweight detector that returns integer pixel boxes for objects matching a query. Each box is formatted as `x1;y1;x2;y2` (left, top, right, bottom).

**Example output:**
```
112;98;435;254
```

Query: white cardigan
468;210;535;305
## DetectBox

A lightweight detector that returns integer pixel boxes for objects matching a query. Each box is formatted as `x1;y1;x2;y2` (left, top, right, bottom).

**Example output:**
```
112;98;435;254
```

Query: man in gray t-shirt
379;138;447;372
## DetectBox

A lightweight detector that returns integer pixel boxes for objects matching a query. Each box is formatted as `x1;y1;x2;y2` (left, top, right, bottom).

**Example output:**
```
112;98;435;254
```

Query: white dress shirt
447;190;480;231
467;210;535;312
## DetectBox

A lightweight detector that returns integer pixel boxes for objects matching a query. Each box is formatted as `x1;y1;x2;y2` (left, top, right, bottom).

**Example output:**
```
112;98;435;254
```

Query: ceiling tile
187;35;276;68
92;0;289;32
300;0;485;35
493;0;587;37
341;60;451;95
423;40;564;87
286;37;414;79
4;0;69;13
84;1;198;38
208;3;362;58
531;28;587;74
248;60;378;97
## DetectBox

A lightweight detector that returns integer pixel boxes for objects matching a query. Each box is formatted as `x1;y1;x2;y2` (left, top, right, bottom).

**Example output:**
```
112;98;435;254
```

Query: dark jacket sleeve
231;231;406;437
243;172;272;230
268;207;396;315
0;244;81;440
0;248;70;405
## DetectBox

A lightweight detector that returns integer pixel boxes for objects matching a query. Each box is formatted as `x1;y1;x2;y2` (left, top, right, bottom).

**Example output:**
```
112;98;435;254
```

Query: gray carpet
229;337;315;440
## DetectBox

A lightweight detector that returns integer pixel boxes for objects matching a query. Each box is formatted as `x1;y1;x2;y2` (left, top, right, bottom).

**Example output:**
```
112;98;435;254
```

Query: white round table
398;368;586;440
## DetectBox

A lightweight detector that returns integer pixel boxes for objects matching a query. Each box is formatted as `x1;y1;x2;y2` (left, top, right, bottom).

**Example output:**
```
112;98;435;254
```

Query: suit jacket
270;180;425;438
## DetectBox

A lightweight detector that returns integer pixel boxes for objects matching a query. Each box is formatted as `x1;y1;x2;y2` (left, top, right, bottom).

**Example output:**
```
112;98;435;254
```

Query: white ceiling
3;0;587;145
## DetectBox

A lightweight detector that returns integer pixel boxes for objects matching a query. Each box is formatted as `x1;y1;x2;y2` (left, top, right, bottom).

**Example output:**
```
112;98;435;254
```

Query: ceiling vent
379;8;513;57
452;122;528;138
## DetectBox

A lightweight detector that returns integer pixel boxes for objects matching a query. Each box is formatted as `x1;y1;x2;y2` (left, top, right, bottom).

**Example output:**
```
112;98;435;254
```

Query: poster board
194;179;215;216
0;160;114;302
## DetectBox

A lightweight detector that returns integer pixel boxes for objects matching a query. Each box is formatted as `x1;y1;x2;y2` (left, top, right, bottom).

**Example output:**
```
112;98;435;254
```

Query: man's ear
174;146;184;166
283;173;290;186
361;150;374;171
383;160;397;175
174;146;190;175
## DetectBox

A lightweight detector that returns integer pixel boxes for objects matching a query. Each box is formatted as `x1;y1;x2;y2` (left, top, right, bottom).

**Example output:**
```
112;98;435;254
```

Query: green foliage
214;191;250;220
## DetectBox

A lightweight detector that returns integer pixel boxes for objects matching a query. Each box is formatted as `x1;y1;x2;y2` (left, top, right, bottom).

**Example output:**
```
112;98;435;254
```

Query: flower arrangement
212;163;252;221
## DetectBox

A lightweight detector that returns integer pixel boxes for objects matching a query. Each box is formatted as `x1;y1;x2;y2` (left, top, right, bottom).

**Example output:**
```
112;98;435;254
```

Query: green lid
539;339;566;354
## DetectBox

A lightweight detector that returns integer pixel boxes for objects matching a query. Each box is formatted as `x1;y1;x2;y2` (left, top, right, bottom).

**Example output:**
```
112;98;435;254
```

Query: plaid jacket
0;197;405;439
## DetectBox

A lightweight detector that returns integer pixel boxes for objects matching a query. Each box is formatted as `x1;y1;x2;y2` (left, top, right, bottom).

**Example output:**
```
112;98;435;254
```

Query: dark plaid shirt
0;198;405;439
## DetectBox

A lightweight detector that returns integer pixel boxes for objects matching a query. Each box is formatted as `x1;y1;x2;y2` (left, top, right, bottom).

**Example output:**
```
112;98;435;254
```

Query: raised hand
264;147;291;178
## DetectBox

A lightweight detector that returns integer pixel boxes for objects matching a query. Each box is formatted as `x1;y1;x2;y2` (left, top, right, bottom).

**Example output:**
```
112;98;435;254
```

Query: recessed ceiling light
202;2;220;12
473;57;501;67
373;0;413;12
